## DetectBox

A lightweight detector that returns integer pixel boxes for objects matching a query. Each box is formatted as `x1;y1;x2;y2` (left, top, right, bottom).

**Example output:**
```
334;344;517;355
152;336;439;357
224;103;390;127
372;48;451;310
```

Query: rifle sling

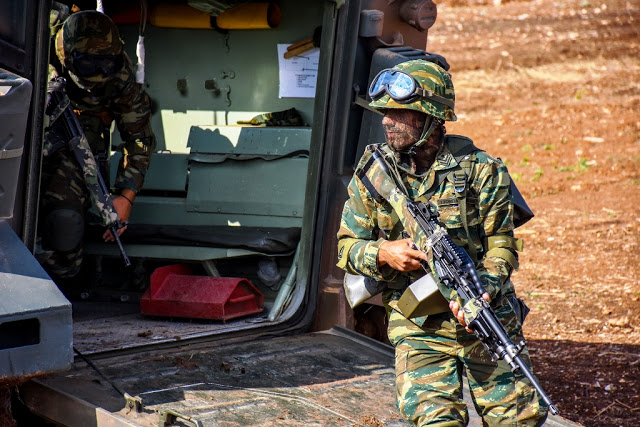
358;142;481;262
48;94;71;126
355;154;386;205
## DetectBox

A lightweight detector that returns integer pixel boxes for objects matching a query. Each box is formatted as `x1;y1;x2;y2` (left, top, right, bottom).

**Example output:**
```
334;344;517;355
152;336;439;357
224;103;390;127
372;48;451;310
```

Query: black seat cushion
90;225;300;255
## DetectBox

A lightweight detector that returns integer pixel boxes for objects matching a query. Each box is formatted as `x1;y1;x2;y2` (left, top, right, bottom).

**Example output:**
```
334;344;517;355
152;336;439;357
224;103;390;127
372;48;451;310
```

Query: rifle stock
48;78;131;267
370;145;558;416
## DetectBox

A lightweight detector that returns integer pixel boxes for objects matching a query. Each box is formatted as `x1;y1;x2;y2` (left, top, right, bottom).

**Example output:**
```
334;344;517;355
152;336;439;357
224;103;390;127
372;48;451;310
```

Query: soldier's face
382;109;426;152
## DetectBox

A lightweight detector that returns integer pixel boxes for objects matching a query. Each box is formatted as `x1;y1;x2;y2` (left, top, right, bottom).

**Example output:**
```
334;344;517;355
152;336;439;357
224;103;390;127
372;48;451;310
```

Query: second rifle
47;77;131;267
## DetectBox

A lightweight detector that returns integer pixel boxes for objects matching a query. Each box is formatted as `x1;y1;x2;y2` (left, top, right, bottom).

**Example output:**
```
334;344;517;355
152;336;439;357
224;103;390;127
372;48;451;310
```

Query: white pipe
136;36;145;84
268;244;301;321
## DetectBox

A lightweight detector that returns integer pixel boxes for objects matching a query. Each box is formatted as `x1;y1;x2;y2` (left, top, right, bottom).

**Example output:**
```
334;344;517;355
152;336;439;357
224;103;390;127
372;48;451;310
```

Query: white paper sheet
277;43;319;98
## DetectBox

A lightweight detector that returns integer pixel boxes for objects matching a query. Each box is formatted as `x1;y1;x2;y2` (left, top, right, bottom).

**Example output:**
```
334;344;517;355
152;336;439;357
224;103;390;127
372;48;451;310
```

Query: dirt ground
427;0;640;425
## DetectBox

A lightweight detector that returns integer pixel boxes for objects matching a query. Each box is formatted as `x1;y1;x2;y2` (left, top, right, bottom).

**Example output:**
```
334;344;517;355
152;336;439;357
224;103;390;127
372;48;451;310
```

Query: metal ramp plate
0;221;73;379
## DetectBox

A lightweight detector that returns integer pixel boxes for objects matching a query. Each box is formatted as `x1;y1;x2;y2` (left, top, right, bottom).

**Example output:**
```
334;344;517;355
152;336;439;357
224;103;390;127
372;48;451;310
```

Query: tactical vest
435;135;534;229
357;135;533;267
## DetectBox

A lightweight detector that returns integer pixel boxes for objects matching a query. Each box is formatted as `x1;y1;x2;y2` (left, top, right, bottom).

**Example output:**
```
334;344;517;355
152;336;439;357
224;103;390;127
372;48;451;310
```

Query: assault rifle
47;77;131;267
370;146;558;416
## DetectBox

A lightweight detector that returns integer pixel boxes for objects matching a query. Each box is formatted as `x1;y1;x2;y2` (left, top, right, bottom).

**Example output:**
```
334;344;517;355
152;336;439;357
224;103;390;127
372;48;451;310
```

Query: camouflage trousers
37;115;110;279
36;148;89;279
388;303;548;426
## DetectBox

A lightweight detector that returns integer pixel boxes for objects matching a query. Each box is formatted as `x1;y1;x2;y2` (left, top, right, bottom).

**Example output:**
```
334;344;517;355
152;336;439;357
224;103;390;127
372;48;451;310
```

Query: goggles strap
416;88;455;109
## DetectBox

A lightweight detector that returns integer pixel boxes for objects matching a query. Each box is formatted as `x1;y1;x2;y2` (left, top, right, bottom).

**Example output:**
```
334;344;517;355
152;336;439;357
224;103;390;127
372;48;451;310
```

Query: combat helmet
369;59;456;151
369;59;456;121
55;11;124;87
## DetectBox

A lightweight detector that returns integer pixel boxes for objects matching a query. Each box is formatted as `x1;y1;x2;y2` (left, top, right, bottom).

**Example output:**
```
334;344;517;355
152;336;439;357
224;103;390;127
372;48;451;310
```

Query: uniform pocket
436;197;479;229
394;345;409;377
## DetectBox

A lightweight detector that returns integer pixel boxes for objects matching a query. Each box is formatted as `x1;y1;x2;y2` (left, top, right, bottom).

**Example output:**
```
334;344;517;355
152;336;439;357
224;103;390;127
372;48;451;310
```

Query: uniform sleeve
111;57;156;193
337;156;398;282
474;159;518;300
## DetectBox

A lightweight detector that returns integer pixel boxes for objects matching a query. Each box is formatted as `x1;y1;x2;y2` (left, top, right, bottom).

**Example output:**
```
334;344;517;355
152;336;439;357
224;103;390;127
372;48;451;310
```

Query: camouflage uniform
38;11;155;278
236;108;305;126
337;60;548;426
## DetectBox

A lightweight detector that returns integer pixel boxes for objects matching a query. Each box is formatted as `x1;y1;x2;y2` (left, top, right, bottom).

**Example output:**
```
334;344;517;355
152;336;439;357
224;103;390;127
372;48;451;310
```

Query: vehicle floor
67;255;281;354
71;299;274;354
28;327;577;426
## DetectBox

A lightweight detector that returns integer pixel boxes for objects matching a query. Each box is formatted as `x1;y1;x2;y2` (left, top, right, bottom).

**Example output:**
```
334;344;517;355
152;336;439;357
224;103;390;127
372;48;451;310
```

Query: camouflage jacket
337;135;519;303
54;53;155;193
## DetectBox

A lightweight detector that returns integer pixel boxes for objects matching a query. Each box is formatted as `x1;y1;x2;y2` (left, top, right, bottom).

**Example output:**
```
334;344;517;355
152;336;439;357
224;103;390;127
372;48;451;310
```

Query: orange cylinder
216;2;281;29
151;4;213;29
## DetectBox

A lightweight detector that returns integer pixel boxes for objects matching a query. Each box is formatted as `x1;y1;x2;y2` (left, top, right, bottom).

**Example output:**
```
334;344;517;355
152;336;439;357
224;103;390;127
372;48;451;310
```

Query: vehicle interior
2;0;441;357
46;0;326;354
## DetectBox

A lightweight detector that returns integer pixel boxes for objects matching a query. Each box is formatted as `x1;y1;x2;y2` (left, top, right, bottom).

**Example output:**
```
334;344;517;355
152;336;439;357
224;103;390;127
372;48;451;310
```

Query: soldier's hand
102;192;134;242
378;238;428;272
450;293;490;332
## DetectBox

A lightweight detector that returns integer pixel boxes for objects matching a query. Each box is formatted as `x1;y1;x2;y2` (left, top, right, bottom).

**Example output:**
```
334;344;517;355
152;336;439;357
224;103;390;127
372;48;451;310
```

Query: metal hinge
124;393;143;414
159;409;204;427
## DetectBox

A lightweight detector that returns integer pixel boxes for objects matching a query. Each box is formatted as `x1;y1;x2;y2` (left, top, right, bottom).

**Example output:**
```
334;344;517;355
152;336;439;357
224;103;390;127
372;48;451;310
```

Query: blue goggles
71;51;124;77
369;68;455;108
369;69;421;102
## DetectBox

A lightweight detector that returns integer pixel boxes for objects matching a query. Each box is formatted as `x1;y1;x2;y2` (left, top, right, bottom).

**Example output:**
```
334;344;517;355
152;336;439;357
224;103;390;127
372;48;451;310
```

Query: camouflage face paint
382;109;426;152
412;126;444;174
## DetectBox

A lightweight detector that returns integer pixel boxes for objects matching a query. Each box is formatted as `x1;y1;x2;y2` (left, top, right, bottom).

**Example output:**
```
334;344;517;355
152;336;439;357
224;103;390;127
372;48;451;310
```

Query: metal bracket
204;78;221;95
224;32;230;53
201;259;220;277
221;70;235;79
223;85;231;107
159;409;204;427
353;96;384;116
177;78;187;95
352;84;383;115
124;393;143;414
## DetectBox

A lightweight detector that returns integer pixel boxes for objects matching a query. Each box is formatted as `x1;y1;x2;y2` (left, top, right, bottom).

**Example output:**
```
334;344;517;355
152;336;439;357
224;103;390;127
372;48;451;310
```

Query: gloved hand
449;294;491;333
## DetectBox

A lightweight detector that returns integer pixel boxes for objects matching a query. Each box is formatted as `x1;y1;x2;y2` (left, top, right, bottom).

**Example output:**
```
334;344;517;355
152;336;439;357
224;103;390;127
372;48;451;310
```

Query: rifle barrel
110;225;131;267
49;79;131;267
514;354;559;415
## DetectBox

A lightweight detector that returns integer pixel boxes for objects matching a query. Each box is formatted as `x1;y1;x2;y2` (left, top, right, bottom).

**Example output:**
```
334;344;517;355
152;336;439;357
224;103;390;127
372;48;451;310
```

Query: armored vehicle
0;1;576;425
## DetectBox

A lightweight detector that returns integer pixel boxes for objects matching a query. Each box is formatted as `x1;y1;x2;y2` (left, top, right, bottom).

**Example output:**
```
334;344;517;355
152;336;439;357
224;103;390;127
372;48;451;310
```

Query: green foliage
577;158;590;171
555;158;591;173
532;168;544;181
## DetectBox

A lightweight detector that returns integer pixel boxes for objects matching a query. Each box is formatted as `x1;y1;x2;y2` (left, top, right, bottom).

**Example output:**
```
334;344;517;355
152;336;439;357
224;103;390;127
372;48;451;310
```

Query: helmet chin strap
406;115;441;155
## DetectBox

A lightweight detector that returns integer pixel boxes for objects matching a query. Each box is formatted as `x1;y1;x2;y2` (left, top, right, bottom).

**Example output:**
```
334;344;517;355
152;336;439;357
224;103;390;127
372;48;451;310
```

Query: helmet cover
370;59;457;122
55;11;123;69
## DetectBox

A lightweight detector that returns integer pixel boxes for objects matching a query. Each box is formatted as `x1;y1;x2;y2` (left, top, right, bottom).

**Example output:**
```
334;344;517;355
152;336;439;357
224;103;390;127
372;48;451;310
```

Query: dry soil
428;0;640;425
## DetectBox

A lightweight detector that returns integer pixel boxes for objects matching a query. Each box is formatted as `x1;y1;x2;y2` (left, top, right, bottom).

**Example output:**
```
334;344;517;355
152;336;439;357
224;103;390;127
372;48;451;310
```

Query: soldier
337;59;549;425
37;10;155;280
